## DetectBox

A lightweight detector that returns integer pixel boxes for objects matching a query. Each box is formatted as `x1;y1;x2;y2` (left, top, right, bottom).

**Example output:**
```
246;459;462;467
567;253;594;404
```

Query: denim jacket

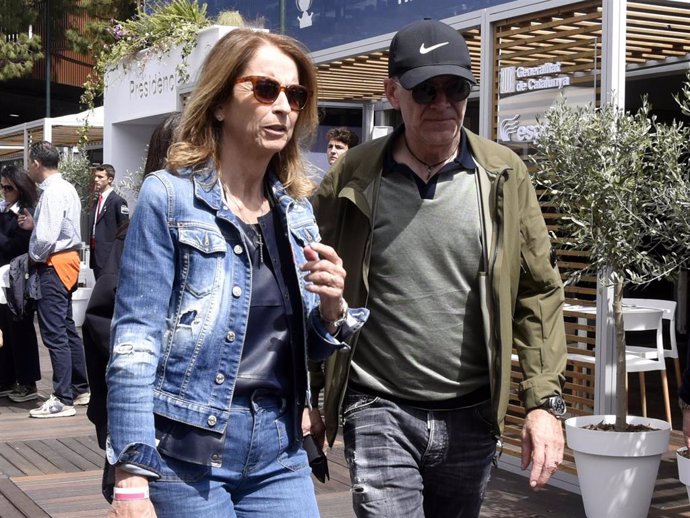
106;166;367;476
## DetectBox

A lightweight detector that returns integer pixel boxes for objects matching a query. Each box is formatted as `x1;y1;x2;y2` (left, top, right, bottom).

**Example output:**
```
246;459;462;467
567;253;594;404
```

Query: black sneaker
0;383;17;397
9;384;38;402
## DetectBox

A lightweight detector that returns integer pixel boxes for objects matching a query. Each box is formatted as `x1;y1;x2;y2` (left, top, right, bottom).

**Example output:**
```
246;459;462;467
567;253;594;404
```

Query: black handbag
303;434;329;483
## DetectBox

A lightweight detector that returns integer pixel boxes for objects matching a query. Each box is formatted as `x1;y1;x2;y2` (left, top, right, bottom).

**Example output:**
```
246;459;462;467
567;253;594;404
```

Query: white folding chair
624;308;671;423
623;298;680;387
567;307;671;423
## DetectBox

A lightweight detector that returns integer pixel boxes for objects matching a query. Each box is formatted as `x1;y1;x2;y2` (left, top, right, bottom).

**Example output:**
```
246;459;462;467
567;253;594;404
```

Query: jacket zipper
490;169;508;438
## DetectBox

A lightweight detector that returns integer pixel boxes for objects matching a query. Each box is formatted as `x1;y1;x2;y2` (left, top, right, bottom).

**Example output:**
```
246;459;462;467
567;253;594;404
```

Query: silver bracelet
319;298;348;328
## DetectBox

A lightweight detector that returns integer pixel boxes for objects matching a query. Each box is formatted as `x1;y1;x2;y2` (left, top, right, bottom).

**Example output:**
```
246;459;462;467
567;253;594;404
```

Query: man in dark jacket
88;164;128;279
311;20;567;518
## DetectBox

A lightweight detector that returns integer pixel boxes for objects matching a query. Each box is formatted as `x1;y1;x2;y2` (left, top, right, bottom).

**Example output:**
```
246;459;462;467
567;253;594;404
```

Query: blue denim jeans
149;393;319;518
342;389;497;518
36;266;88;405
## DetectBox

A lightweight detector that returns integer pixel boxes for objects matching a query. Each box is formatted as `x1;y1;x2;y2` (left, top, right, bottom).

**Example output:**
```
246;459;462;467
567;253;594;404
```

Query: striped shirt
29;173;82;263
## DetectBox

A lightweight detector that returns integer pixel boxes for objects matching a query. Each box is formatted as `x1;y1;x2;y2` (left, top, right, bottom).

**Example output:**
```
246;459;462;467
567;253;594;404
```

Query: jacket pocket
288;204;321;247
177;227;226;297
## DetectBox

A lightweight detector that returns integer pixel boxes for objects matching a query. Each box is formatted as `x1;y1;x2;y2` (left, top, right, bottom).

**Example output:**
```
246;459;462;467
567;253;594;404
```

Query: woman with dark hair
0;164;41;403
84;112;182;451
83;112;182;504
106;29;366;518
144;112;181;176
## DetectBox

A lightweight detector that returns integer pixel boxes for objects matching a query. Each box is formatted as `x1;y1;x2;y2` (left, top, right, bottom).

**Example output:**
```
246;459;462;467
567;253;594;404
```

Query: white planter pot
677;447;690;501
72;287;93;328
565;414;670;518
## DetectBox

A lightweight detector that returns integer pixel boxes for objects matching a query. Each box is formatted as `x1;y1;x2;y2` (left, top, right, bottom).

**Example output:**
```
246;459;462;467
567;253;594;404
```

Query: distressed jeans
342;388;497;518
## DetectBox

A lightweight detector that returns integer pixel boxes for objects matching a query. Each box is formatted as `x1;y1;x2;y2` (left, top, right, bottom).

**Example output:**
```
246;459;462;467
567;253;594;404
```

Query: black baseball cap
388;19;476;88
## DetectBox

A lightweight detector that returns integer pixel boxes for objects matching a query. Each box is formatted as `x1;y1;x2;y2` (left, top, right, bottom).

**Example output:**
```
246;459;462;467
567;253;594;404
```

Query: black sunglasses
235;75;310;112
404;78;472;105
1;184;15;192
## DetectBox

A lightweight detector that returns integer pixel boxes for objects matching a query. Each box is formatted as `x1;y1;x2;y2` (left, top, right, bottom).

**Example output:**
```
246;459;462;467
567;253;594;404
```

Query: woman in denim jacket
106;29;366;518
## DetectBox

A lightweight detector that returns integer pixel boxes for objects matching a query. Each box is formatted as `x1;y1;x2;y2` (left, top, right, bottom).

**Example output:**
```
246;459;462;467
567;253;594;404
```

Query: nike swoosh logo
419;42;449;54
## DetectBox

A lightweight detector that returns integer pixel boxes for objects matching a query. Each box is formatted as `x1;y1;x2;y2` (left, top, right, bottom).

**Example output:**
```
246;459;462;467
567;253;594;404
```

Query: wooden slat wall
29;7;94;88
316;29;481;102
493;1;603;470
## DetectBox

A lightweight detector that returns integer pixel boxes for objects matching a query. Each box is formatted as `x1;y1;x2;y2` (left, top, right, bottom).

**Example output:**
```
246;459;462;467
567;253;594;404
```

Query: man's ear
384;78;401;110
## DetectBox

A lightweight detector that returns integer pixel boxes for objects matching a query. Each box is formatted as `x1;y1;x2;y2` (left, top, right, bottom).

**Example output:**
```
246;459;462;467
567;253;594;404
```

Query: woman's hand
302;407;326;450
301;242;346;330
107;470;157;518
107;498;157;518
17;208;34;231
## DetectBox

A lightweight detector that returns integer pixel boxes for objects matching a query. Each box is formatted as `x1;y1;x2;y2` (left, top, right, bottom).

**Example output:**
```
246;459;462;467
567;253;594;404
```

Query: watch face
548;396;567;416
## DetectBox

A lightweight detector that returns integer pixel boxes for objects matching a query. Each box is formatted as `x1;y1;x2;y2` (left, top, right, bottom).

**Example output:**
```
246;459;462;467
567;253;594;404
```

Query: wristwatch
319;298;348;329
538;395;567;418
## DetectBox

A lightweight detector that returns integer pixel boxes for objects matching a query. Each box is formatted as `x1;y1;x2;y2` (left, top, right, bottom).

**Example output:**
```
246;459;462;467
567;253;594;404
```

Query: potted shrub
674;72;690;502
532;97;690;518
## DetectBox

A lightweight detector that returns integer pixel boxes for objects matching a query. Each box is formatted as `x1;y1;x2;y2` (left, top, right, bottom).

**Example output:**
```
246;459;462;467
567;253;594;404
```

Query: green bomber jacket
311;126;567;446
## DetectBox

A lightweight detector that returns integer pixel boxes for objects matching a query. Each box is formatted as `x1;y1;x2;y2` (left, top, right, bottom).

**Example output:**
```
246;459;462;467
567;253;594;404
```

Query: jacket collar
189;162;292;215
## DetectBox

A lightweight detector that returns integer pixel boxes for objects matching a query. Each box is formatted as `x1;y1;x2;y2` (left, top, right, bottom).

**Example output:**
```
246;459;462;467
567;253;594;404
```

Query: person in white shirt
18;141;90;418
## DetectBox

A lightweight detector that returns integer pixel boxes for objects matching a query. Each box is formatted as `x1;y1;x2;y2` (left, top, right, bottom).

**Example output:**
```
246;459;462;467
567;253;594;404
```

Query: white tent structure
0;107;104;166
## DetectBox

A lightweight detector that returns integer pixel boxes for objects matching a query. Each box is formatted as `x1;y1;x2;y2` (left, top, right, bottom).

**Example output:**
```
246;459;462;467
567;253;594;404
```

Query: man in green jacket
310;19;568;518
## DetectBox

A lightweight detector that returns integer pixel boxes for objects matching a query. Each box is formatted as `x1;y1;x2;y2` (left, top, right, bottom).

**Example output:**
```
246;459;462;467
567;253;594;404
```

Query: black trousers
0;304;41;386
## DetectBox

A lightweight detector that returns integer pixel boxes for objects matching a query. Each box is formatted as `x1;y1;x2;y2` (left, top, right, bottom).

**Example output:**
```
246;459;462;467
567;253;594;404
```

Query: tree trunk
614;276;627;431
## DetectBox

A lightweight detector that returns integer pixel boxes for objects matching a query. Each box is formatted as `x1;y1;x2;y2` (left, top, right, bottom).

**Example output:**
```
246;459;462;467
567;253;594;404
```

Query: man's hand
302;407;326;450
17;208;34;231
521;408;564;490
683;408;690;449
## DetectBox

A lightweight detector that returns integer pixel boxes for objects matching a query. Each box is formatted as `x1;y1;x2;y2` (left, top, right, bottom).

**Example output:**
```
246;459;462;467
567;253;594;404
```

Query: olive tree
532;98;690;431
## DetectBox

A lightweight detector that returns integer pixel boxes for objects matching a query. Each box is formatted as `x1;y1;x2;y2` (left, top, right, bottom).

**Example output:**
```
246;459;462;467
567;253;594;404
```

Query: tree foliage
0;0;44;80
80;0;210;113
533;97;690;430
65;0;138;59
534;99;690;286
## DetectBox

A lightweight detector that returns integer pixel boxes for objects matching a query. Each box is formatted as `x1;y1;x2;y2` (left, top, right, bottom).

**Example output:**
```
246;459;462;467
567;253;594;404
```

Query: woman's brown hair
167;29;319;198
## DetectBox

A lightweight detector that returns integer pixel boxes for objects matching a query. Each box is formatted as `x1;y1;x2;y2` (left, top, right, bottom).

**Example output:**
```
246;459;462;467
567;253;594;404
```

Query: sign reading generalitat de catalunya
201;0;512;52
496;61;594;145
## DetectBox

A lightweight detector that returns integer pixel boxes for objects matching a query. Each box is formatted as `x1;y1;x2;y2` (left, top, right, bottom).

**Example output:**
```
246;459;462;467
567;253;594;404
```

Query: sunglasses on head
404;77;472;105
235;76;310;112
1;184;15;192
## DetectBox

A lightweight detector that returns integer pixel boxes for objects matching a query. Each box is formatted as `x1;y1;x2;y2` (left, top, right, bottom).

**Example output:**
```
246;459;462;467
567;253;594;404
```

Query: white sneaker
74;392;91;406
29;395;76;418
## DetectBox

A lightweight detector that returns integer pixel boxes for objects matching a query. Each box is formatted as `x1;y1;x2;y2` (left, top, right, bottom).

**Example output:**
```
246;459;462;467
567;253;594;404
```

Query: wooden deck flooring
2;337;690;516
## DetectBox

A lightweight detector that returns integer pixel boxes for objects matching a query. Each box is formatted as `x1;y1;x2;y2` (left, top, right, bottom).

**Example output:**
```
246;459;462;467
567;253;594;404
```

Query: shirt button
211;453;221;461
233;244;243;255
225;331;236;342
215;373;225;384
207;415;217;427
232;286;242;297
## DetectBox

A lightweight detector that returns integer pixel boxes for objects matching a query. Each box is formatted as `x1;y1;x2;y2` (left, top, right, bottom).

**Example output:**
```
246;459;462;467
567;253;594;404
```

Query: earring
216;113;224;122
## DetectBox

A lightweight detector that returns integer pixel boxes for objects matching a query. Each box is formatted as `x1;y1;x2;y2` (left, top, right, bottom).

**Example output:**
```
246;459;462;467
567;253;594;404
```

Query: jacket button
233;244;243;255
215;373;225;384
225;331;236;342
207;415;217;426
232;286;242;297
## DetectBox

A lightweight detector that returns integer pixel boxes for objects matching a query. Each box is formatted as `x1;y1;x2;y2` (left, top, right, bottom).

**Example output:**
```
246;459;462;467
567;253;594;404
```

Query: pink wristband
113;486;150;501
